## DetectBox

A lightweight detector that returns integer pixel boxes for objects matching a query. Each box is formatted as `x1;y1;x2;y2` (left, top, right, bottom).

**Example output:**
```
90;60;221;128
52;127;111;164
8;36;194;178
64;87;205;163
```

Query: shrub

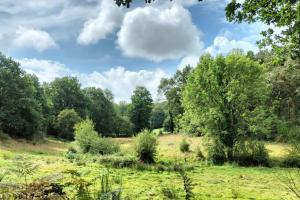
180;139;190;153
233;141;270;167
55;109;81;140
135;129;158;163
17;181;66;199
0;130;10;141
99;155;137;168
195;146;205;161
207;140;227;165
74;119;119;155
161;186;179;200
281;144;300;168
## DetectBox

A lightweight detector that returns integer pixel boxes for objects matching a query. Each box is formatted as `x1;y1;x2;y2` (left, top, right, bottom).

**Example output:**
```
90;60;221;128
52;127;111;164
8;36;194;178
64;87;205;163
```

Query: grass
0;135;299;199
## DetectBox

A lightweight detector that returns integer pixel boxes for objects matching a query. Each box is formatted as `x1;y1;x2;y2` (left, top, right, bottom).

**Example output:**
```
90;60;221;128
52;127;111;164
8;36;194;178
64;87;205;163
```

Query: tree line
0;54;163;140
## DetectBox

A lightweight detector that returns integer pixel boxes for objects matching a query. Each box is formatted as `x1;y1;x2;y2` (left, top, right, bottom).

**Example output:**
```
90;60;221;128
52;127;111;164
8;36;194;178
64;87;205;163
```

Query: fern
179;169;194;200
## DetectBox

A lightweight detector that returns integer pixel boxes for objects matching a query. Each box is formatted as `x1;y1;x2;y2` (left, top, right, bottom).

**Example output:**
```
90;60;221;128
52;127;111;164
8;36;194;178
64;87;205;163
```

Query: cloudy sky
0;0;264;102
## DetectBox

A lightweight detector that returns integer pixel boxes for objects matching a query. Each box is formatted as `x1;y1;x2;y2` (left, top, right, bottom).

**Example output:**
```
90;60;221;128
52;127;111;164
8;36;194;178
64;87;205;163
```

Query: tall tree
48;77;87;117
0;53;44;139
183;51;272;161
158;65;193;132
129;86;153;133
83;87;115;136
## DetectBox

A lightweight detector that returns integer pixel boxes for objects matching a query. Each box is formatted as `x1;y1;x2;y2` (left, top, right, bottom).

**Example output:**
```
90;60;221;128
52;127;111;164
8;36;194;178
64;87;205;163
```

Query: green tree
83;87;115;136
149;104;166;129
158;65;193;132
55;109;81;140
129;86;153;133
0;53;44;139
48;77;87;117
225;0;300;58
183;51;271;161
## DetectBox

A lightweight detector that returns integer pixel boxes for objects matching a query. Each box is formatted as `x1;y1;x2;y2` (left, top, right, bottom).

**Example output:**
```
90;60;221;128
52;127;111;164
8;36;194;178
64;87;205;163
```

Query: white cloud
205;35;258;56
13;27;57;52
77;66;167;102
177;55;199;70
18;58;167;102
17;58;70;82
117;4;203;62
77;0;123;45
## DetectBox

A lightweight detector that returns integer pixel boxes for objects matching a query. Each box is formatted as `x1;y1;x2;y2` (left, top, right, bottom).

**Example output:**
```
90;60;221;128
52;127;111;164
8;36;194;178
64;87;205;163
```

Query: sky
0;0;266;102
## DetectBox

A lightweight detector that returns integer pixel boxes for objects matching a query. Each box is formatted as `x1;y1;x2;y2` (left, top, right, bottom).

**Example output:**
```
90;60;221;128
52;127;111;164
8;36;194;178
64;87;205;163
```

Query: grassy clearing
0;135;298;199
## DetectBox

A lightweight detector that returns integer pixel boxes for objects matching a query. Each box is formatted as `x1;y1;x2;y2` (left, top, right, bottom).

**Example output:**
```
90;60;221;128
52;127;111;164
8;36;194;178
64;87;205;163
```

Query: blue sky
0;0;264;102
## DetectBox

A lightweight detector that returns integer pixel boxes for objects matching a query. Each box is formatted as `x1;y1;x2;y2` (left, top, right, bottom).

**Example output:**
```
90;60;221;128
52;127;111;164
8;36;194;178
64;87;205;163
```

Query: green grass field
0;135;299;199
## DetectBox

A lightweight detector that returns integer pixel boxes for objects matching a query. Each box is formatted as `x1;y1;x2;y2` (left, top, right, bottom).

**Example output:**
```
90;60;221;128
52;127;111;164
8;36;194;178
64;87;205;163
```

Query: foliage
195;146;205;161
163;115;172;132
48;76;87;117
134;129;157;163
99;155;137;168
113;115;133;137
0;130;10;141
281;144;300;168
129;86;153;133
161;186;179;200
74;119;120;155
54;108;81;140
149;105;166;130
207;140;227;165
10;156;38;186
180;139;190;153
64;169;122;200
232;141;270;167
0;53;45;139
226;0;300;58
159;65;193;133
183;51;271;162
17;181;65;200
84;87;115;136
179;169;194;200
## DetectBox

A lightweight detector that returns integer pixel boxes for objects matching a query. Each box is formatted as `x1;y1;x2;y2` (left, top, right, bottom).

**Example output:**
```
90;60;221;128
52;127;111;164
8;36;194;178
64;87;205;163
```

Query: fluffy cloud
117;5;203;62
177;55;200;70
205;35;258;56
77;67;167;102
13;27;57;52
18;58;167;102
77;0;123;45
17;58;70;82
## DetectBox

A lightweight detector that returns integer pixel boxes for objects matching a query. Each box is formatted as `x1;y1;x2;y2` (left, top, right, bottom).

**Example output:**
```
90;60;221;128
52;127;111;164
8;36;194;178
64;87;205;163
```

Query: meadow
0;134;298;200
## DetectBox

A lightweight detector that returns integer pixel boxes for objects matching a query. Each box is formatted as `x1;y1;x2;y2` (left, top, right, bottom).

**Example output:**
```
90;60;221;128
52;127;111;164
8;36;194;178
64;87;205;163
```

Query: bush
233;141;270;167
281;144;300;168
195;146;205;161
0;130;10;141
180;139;190;153
207;140;227;165
74;119;119;155
90;137;120;155
135;129;158;163
55;109;81;140
99;155;137;168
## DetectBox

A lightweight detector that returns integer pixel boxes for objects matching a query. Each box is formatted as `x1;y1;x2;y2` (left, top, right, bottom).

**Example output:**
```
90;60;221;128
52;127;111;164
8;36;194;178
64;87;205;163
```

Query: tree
225;0;300;58
0;53;44;139
183;51;271;161
149;104;166;129
48;77;87;117
54;109;81;140
83;87;115;136
129;86;153;133
158;65;193;132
